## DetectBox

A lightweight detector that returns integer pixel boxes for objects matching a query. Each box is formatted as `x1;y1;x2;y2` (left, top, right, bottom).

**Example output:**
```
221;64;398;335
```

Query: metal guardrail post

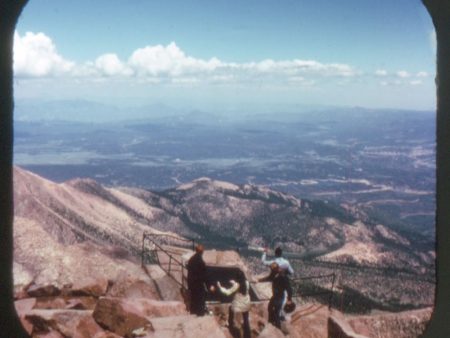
141;233;146;267
141;232;190;290
328;273;336;309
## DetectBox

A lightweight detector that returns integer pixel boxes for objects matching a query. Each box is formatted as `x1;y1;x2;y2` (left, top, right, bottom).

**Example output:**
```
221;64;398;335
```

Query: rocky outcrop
147;315;227;338
92;297;187;337
329;312;369;338
24;309;102;338
346;308;433;338
14;166;433;272
12;167;435;337
258;323;286;338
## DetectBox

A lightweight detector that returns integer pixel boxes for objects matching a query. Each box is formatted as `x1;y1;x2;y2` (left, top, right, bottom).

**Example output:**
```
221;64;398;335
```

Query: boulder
346;307;433;338
93;297;189;337
93;297;152;337
141;265;184;301
328;312;368;338
107;271;160;300
64;297;98;310
67;276;109;297
24;309;98;337
30;296;98;310
33;331;65;338
15;298;37;335
34;297;67;310
288;303;331;338
73;315;107;338
27;283;61;297
15;297;37;314
147;314;227;338
152;274;184;301
93;332;123;338
258;323;285;338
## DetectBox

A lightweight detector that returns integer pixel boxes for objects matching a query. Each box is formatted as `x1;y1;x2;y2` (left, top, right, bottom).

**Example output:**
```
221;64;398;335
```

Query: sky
13;0;437;114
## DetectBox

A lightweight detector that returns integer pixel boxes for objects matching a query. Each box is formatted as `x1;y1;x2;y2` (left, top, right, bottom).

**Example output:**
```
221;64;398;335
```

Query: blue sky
14;0;436;114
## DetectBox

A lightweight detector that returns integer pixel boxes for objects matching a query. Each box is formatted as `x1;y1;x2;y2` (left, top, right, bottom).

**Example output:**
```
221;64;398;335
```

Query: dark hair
275;247;282;257
236;270;248;295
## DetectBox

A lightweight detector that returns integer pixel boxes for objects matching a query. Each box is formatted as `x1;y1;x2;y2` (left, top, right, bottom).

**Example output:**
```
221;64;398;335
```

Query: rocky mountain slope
14;166;433;274
12;166;434;337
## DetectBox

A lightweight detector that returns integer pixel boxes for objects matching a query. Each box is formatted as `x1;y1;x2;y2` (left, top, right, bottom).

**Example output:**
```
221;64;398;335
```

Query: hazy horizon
13;0;436;120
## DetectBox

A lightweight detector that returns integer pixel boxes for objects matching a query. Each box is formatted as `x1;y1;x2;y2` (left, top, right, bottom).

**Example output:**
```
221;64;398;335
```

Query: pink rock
148;315;227;338
65;297;98;310
93;297;153;337
288;303;332;338
33;331;65;338
93;297;189;337
346;307;433;338
15;298;37;314
25;309;95;337
18;316;33;335
107;272;159;300
35;297;67;310
255;323;285;338
15;298;37;335
69;277;109;297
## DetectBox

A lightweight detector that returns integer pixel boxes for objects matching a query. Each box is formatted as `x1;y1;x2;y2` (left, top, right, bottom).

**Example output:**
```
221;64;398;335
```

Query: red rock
25;309;95;337
65;297;98;310
35;297;67;310
73;315;105;338
27;284;61;297
93;297;153;337
92;332;123;338
69;277;109;297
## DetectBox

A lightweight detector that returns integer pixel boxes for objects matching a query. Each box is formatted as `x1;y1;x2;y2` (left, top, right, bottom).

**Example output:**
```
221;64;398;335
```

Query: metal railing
254;272;336;309
141;232;196;289
141;235;337;308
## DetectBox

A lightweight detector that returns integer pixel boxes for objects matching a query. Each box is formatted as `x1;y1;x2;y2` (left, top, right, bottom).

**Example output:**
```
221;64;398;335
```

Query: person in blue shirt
261;247;294;321
259;262;293;329
261;247;294;275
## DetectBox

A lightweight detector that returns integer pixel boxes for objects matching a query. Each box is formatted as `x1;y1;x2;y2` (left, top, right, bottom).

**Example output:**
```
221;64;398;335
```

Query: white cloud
396;70;410;78
95;53;133;76
410;80;422;85
128;42;222;77
246;59;356;77
14;31;74;77
14;31;357;84
416;71;429;78
375;69;388;76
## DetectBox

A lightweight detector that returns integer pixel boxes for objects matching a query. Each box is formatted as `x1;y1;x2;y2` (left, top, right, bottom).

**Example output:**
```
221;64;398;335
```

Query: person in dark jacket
187;244;208;316
259;262;293;329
